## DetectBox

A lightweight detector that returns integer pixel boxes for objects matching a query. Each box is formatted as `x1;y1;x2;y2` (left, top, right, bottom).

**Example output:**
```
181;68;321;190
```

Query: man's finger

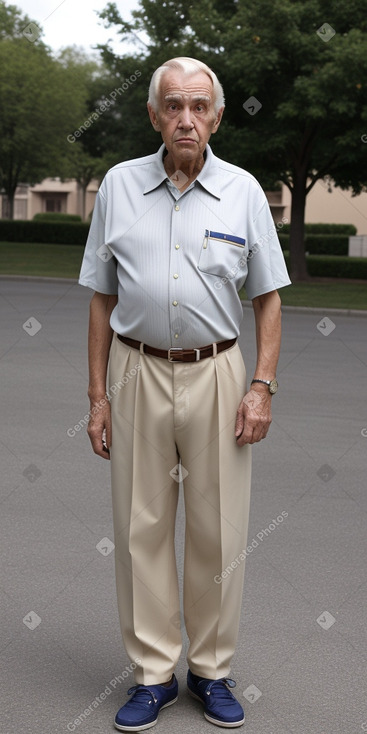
87;422;111;460
235;408;244;437
105;421;112;449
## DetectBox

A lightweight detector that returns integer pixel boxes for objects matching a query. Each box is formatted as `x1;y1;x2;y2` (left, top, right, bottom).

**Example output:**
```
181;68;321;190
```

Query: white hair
148;57;225;114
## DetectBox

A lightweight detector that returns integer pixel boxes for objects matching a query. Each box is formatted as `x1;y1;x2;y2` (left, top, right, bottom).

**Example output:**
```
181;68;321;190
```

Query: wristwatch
251;378;278;394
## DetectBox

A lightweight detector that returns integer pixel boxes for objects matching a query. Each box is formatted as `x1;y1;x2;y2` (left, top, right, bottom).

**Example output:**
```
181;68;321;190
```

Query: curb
0;275;366;317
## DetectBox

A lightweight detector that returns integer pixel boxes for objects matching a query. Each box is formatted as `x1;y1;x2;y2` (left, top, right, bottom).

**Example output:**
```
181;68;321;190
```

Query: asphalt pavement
1;277;367;734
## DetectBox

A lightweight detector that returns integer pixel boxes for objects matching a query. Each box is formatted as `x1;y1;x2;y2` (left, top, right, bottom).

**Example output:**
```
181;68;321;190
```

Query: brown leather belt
117;334;237;362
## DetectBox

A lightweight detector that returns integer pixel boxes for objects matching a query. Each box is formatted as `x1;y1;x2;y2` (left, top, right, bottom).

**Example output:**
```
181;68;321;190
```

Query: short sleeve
78;187;118;294
244;199;291;301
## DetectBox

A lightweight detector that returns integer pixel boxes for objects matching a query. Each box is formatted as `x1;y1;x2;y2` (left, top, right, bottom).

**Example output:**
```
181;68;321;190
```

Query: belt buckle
168;348;184;362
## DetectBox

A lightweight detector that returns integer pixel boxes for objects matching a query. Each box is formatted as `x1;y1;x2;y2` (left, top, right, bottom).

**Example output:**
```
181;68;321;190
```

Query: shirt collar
144;143;221;199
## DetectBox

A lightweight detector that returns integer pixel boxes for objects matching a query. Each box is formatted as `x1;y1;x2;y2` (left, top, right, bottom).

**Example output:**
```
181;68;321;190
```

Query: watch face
269;379;278;394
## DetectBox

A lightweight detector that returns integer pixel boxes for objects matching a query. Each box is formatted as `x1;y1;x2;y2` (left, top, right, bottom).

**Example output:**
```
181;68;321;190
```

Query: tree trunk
77;179;91;221
7;191;15;220
81;184;87;221
289;169;309;281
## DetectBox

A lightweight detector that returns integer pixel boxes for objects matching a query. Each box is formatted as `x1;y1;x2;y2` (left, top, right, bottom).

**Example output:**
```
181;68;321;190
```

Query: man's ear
147;103;161;132
211;106;224;134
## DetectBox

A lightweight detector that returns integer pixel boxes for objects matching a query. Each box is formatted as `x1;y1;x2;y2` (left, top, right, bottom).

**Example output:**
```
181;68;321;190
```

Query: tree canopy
0;3;102;218
0;0;33;39
96;0;367;279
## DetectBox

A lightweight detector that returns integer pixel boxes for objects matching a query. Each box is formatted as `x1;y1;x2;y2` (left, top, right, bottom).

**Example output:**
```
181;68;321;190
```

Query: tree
56;47;112;219
98;0;367;280
0;0;34;39
66;145;111;220
0;6;90;218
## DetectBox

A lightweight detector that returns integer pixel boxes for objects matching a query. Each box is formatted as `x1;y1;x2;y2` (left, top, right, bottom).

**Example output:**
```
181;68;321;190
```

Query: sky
14;0;144;56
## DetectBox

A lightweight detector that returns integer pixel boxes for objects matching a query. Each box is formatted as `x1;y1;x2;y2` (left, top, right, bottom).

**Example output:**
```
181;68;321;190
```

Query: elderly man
79;57;290;731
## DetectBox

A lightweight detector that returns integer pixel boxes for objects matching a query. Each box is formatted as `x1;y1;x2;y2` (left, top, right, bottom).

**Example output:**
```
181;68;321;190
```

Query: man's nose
178;106;194;128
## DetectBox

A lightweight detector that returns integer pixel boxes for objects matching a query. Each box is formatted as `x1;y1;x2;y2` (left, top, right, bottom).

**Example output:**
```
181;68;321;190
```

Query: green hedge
33;213;82;222
0;220;89;244
279;233;348;256
283;254;367;279
281;223;357;235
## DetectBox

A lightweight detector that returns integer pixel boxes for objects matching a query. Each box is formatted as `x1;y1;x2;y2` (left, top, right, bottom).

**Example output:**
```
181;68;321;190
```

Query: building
1;176;367;233
0;178;99;222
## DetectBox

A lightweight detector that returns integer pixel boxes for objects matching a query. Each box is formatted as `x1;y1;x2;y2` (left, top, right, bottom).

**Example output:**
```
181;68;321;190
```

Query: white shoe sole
188;688;245;728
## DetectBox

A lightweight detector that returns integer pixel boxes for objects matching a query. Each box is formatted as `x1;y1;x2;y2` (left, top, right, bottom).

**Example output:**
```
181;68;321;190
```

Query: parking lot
1;277;367;734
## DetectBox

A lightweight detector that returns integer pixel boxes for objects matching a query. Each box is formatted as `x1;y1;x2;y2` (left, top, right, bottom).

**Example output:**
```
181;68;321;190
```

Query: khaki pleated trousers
108;333;252;685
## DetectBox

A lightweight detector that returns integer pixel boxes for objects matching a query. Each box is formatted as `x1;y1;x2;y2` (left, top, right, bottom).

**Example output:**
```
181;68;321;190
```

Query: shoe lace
205;678;237;702
126;685;158;707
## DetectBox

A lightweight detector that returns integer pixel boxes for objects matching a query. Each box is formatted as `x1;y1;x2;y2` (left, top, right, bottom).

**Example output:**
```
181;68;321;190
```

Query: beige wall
5;178;100;221
282;180;367;234
29;179;99;221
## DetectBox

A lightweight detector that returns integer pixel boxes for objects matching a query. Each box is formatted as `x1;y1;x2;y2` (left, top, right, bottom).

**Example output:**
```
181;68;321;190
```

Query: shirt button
175;244;180;250
173;273;179;279
174;204;180;211
172;300;178;306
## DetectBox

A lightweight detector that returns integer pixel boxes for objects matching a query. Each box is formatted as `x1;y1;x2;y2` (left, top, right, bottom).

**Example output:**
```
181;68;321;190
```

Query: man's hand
235;387;272;446
87;399;112;460
235;289;281;446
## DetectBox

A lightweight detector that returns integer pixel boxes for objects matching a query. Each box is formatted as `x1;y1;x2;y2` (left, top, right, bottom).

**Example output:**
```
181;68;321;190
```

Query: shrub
306;255;367;278
32;212;82;222
283;254;367;279
279;233;348;256
280;223;357;235
0;220;89;244
33;213;82;222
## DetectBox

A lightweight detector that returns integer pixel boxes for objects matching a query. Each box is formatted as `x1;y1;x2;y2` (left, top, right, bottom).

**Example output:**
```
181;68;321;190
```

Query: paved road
1;278;367;734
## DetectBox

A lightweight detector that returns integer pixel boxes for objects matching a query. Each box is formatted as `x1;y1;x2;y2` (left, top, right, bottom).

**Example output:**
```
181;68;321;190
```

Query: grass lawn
1;241;366;310
239;282;367;310
0;241;84;278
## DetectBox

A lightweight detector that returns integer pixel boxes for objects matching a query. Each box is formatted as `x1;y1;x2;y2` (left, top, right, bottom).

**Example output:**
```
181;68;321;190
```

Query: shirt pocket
197;229;248;278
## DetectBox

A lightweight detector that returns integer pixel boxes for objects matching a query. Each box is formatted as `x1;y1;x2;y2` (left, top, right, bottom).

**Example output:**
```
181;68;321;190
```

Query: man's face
147;70;224;164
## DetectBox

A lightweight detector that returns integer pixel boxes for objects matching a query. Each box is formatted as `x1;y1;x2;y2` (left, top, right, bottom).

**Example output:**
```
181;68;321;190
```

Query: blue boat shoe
187;670;245;728
114;675;178;731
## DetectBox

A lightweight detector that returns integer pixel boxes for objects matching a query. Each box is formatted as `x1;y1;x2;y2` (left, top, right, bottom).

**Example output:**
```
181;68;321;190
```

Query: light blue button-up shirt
79;143;291;349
